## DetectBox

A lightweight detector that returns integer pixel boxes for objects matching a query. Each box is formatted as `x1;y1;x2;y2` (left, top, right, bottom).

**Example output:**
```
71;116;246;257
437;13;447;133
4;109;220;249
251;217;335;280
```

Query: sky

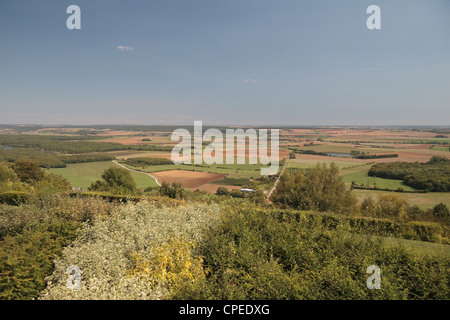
0;0;449;126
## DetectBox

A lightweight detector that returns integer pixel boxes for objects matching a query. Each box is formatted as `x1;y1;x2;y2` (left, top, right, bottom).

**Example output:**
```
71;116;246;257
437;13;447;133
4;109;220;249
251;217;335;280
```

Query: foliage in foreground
39;201;219;300
37;200;449;300
173;207;449;300
0;195;117;300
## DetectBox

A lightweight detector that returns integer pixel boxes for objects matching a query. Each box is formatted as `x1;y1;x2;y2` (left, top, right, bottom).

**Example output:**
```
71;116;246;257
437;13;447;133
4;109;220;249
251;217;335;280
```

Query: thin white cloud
244;78;257;83
117;45;134;51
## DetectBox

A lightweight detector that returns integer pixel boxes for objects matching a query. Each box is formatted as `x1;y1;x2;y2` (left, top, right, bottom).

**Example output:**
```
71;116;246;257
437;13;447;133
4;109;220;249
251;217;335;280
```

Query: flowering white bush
39;201;220;300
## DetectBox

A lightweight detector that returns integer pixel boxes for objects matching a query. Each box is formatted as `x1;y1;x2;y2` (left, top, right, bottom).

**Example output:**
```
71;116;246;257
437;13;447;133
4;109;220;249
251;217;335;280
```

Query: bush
0;191;29;206
407;221;444;243
172;207;450;300
376;194;408;221
159;182;186;199
7;159;70;193
89;167;137;195
271;163;358;214
215;186;230;196
432;203;449;223
39;202;219;300
0;220;81;300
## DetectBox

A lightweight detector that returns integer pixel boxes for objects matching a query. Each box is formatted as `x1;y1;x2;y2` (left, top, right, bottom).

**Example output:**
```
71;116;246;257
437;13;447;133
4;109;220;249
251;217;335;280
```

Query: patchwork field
1;125;448;205
150;170;226;188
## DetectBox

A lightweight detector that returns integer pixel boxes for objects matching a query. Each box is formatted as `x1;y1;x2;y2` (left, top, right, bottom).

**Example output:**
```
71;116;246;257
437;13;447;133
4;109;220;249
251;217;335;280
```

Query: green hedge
271;209;449;244
70;192;142;203
406;221;445;243
0;192;29;206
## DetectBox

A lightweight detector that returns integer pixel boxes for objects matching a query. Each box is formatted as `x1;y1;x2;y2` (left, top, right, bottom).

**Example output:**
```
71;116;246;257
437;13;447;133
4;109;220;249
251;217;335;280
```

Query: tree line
0;134;172;154
123;157;174;167
368;156;450;192
0;148;116;168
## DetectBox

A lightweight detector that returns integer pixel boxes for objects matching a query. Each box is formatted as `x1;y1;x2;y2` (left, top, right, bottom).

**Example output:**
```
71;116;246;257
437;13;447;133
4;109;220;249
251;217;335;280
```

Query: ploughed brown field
150;170;226;188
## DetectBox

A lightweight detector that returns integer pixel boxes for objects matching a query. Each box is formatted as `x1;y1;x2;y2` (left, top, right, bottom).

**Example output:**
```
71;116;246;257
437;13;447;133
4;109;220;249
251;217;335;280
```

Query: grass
48;161;159;189
353;189;450;209
339;163;416;191
380;236;450;258
118;161;273;180
288;159;415;190
431;146;450;152
286;158;450;209
287;158;359;169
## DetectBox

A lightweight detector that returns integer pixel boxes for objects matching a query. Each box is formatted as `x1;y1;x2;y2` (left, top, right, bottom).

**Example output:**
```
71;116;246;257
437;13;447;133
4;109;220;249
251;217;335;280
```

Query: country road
112;160;161;186
266;157;289;199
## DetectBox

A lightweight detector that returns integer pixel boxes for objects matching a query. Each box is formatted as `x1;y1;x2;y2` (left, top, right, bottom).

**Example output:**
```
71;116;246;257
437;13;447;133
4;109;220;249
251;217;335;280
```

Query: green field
353;189;450;209
48;161;159;189
288;159;415;190
291;143;398;154
288;158;360;169
339;163;416;191
286;158;450;209
118;161;275;179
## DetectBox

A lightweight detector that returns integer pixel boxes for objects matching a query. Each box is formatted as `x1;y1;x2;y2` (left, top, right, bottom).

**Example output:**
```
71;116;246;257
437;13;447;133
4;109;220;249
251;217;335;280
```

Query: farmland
48;161;159;189
1;125;449;199
1;124;449;301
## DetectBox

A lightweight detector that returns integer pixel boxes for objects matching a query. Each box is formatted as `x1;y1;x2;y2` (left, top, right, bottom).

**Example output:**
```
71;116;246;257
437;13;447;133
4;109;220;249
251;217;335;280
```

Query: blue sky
0;0;449;125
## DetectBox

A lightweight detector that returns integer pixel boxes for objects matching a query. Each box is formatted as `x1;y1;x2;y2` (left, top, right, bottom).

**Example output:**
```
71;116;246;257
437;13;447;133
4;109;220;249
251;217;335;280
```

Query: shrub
0;220;80;300
89;167;137;195
172;207;450;300
271;163;358;214
215;186;230;196
0;191;29;206
39;202;219;300
432;203;449;223
159;182;186;199
407;221;444;243
376;194;408;221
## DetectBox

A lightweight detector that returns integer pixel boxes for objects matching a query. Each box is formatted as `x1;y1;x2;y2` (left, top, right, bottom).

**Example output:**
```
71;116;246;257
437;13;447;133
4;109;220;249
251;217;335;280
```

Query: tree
360;197;377;217
12;158;45;183
376;193;408;221
432;203;449;222
271;163;358;214
89;167;137;194
216;186;230;196
159;182;186;199
0;162;20;183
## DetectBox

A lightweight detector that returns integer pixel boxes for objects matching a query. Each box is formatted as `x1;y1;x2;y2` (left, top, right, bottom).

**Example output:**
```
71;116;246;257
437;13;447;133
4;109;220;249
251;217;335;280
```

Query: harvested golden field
150;170;226;188
101;135;174;145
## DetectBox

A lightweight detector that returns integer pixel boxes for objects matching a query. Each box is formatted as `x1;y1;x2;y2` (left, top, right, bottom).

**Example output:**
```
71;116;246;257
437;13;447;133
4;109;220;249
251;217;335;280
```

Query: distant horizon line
0;123;449;129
